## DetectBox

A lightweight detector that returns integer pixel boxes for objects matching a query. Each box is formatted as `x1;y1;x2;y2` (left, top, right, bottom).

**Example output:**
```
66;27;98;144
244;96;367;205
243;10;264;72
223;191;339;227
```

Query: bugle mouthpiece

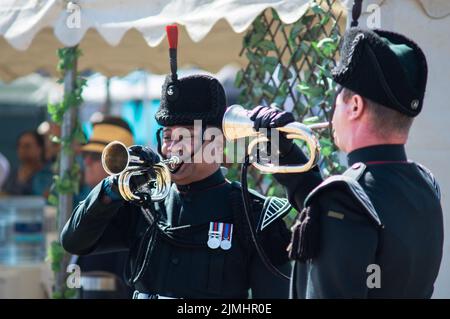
308;122;329;130
163;156;181;170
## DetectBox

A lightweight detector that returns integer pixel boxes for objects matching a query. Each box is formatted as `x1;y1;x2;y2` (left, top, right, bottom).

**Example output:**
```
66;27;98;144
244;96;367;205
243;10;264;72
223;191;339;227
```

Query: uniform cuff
102;177;122;201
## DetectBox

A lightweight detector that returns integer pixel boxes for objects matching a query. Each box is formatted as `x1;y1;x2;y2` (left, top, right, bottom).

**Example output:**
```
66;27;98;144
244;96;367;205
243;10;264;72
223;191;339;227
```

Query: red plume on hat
156;24;227;128
166;24;178;81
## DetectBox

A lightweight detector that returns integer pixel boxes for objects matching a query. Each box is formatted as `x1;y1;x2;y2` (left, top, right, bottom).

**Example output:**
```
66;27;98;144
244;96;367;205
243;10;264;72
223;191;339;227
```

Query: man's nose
168;141;189;156
164;140;175;154
169;140;178;150
169;140;185;154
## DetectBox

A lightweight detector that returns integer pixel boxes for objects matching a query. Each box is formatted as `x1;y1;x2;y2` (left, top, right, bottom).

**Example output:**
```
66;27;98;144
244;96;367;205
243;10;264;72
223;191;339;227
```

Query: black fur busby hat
155;25;227;127
332;27;428;117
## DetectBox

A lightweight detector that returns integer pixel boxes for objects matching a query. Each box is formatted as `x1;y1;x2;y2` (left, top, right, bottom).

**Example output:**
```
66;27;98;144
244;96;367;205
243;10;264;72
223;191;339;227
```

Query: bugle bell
222;105;328;174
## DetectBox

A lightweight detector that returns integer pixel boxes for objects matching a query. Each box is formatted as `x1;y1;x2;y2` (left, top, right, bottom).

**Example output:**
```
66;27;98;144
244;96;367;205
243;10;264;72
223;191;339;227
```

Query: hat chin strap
156;127;164;157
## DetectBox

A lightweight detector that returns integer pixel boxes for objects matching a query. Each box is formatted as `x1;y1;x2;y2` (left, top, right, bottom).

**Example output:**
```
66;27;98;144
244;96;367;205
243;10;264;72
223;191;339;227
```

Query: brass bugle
222;105;329;174
101;141;180;202
102;141;142;175
102;141;181;175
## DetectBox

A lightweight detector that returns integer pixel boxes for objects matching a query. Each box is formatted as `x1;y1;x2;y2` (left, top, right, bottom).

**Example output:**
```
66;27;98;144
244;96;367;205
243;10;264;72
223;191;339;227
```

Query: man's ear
348;94;365;120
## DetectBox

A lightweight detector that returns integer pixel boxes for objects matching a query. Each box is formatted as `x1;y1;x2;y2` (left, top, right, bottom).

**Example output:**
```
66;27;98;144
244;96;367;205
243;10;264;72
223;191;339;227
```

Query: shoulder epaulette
304;173;382;227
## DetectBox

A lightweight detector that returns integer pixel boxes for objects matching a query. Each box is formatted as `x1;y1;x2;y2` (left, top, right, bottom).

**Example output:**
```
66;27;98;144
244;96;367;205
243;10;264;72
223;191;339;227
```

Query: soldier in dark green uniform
60;26;292;299
250;27;444;298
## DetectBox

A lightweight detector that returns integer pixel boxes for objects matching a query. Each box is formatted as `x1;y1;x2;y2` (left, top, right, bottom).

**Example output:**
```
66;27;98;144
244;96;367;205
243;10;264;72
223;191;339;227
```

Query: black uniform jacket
275;144;443;298
61;169;292;298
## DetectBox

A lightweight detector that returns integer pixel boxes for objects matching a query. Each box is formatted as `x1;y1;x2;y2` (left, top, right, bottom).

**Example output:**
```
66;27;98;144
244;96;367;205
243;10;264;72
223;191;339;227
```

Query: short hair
341;88;414;138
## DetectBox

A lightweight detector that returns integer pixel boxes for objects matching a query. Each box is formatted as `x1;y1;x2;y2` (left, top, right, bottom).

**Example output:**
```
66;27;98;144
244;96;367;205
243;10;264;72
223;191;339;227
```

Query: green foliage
53;163;81;195
52;291;63;299
51;289;77;299
47;193;59;206
48;50;87;157
46;241;65;273
47;78;86;127
57;47;82;73
231;0;345;224
64;288;78;299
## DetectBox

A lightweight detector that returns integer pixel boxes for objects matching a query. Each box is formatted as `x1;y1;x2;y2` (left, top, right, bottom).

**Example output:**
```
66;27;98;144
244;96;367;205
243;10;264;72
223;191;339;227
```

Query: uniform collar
176;169;226;193
347;144;407;166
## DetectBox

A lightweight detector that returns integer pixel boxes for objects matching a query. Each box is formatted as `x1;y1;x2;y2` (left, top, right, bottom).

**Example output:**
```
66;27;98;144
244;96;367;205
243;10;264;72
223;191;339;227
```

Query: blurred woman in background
3;130;53;197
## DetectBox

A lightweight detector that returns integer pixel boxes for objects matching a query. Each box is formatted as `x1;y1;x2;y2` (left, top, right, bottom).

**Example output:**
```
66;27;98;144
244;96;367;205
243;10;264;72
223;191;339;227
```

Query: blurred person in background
37;121;61;165
3;130;53;197
75;113;129;201
72;115;134;299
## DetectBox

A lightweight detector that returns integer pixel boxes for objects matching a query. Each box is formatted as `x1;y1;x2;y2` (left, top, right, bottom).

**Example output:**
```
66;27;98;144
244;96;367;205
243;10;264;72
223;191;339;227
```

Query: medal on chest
207;222;222;249
207;222;233;250
220;223;233;250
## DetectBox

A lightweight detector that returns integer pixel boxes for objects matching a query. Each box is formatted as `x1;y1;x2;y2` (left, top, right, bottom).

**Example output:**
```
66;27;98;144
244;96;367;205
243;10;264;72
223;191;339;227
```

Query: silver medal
220;239;231;250
207;237;221;249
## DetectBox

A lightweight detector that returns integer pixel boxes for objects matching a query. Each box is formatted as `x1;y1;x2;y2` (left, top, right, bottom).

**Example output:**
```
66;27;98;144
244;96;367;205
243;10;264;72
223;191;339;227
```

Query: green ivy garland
46;47;86;299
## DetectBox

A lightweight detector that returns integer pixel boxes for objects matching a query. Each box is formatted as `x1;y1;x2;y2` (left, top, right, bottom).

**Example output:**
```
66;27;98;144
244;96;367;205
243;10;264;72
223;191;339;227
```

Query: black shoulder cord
124;199;160;286
241;155;290;281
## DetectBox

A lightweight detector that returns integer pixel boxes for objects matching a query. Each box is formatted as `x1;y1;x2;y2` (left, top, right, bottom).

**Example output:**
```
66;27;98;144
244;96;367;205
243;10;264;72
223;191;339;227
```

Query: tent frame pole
55;46;78;294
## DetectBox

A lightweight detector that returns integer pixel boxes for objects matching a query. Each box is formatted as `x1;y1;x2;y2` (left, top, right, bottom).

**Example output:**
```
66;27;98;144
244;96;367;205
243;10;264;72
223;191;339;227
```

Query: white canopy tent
0;0;330;81
0;73;58;105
